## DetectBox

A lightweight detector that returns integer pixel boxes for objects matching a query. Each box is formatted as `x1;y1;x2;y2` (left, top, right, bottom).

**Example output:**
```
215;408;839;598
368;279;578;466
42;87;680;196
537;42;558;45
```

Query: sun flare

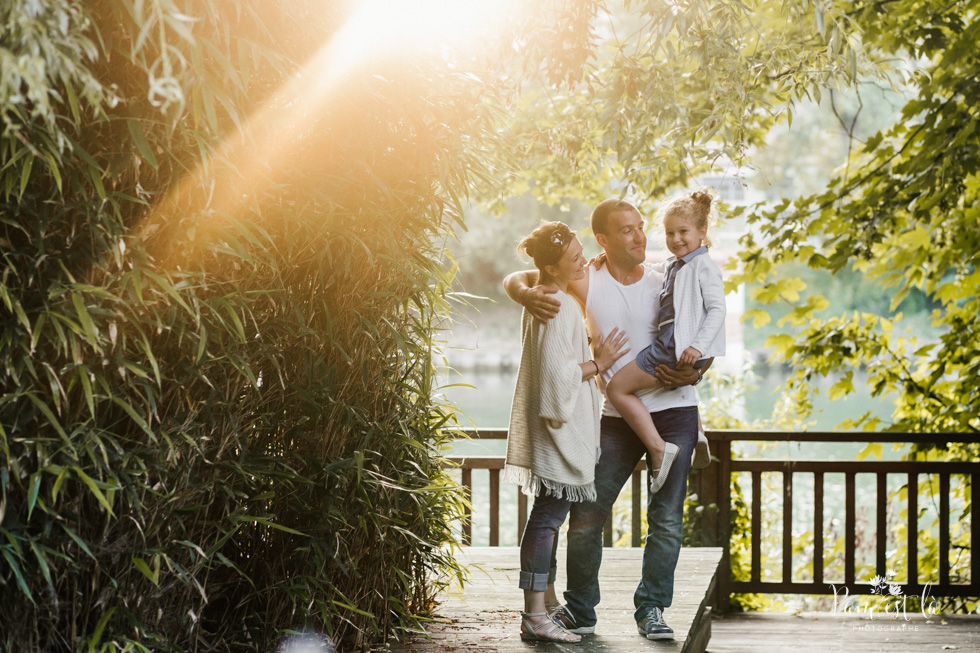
323;0;515;81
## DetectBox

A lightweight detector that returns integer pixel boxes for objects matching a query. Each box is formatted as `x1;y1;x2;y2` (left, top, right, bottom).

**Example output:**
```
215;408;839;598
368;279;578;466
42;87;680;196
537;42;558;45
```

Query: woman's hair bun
518;221;575;271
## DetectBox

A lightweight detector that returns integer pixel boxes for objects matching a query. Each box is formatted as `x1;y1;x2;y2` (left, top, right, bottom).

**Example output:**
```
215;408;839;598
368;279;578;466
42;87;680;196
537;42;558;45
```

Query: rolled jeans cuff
519;570;551;592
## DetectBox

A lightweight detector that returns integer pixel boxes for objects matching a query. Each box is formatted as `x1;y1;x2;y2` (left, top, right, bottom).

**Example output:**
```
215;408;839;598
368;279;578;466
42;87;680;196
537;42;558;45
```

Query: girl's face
663;213;706;259
545;236;586;286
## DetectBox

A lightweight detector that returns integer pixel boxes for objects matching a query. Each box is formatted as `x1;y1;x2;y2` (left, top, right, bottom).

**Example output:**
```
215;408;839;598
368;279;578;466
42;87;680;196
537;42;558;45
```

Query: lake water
438;362;898;446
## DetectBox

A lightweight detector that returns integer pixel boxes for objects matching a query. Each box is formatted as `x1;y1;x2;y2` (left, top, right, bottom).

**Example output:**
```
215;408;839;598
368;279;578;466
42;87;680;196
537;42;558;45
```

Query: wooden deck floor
391;546;724;652
707;611;980;652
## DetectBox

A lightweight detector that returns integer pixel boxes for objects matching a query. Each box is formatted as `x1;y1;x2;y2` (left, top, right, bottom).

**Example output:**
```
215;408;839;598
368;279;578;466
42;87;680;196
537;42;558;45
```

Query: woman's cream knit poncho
504;290;602;502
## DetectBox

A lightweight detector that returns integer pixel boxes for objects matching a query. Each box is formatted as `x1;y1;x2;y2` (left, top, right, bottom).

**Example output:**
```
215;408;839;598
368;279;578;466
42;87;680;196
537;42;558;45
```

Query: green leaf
18;153;33;199
743;308;772;328
87;607;116;653
0;546;32;601
110;396;157;442
132;556;160;586
127;118;159;169
856;442;883;461
72;293;100;347
828;371;855;400
26;474;41;521
71;466;115;517
231;515;308;537
25;393;69;445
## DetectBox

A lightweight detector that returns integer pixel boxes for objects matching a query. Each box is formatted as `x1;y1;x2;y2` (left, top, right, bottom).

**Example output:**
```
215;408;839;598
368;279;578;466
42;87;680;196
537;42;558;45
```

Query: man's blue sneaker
637;607;673;640
551;605;596;635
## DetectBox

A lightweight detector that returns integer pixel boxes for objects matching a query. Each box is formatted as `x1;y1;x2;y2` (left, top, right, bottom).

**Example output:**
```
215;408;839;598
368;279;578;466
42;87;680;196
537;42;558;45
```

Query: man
503;198;710;640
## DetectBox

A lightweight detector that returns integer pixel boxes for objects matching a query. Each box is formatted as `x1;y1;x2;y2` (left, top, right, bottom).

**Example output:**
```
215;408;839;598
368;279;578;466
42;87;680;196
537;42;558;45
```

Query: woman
503;221;629;643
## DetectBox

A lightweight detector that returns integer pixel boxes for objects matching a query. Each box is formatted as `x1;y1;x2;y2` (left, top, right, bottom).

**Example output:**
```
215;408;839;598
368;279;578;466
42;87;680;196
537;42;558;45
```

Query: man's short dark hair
590;199;639;236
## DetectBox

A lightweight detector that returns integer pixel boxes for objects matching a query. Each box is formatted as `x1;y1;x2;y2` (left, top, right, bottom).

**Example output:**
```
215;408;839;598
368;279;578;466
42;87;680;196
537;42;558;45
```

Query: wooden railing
449;428;979;602
694;431;980;603
450;428;646;547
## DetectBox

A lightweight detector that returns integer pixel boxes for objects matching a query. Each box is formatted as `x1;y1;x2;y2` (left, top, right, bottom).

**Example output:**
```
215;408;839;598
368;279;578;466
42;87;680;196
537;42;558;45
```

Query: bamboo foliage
0;0;508;649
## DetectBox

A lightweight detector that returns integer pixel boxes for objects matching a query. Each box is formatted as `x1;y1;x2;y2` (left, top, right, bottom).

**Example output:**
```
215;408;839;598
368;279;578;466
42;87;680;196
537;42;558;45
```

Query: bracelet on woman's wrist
592;360;600;376
520;287;530;306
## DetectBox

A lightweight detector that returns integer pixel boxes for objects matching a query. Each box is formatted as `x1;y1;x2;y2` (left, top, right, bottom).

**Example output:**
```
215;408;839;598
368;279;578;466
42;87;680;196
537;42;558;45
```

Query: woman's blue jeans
518;491;571;591
562;407;697;624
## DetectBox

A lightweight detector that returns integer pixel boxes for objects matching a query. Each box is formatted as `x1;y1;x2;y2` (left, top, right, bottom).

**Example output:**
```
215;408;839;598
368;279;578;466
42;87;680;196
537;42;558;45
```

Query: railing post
632;470;642;548
489;469;500;547
713;433;732;613
462;468;472;545
518;492;528;545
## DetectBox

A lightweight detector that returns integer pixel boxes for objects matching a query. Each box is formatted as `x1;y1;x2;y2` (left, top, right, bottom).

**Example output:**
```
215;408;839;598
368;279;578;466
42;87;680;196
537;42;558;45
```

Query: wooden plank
845;472;855;586
908;472;918;585
782;470;792;584
391;547;723;652
939;472;949;585
632;470;642;548
462;468;472;545
751;472;761;584
715;440;732;612
517;492;527;544
876;472;887;578
814;471;824;586
489;469;500;547
684;606;712;653
708;612;980;652
974;470;980;593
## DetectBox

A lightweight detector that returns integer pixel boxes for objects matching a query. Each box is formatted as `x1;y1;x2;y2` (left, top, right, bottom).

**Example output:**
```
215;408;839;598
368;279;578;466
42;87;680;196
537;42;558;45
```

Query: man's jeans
563;407;697;625
518;491;570;591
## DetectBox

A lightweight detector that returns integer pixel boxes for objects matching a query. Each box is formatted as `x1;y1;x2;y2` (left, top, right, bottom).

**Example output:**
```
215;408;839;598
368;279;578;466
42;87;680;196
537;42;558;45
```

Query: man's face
599;209;647;266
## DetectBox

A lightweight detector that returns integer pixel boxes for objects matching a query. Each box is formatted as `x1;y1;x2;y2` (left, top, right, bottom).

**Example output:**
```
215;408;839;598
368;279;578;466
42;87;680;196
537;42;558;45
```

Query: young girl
504;221;629;643
605;191;726;494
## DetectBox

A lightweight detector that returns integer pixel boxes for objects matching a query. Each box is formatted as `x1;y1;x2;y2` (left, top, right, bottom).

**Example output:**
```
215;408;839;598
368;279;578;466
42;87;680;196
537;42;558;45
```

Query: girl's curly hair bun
691;189;713;210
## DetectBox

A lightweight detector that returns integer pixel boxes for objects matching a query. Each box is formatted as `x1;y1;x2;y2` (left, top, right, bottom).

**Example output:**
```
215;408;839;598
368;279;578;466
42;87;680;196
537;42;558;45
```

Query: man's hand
654;363;700;390
522;285;561;322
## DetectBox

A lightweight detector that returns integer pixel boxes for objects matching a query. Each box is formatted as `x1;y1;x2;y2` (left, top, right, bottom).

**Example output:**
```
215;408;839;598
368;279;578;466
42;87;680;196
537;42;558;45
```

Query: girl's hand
593;328;630;373
679;346;701;366
589;251;608;270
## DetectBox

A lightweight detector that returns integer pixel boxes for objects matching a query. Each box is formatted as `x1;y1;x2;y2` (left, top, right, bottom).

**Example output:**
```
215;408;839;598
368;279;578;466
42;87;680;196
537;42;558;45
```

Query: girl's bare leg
606;361;666;468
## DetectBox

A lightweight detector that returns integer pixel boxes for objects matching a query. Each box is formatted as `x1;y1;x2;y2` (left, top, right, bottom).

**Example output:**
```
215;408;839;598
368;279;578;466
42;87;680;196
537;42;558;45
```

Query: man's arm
502;270;561;322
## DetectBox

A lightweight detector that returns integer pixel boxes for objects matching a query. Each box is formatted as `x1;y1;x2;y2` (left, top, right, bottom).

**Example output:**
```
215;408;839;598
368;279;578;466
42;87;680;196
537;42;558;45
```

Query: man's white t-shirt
584;262;697;417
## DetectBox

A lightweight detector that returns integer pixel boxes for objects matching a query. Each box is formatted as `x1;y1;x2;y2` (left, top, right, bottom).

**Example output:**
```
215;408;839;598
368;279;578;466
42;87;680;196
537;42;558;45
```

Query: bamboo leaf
18;153;33;199
25;393;69;445
72;293;100;348
71;466;115;517
26;473;41;521
127;118;160;169
132;556;160;586
0;546;32;601
231;515;307;537
87;607;116;653
110;396;157;442
79;368;95;418
29;540;53;588
60;523;96;560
